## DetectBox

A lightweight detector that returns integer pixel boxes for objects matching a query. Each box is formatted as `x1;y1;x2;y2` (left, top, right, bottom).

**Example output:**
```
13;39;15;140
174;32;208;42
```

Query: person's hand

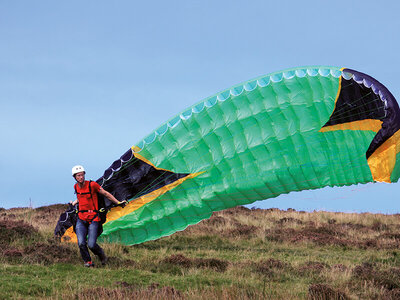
118;200;128;208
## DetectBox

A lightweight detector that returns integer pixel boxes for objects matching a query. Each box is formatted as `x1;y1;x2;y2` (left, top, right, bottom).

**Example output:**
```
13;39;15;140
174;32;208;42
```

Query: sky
1;0;400;213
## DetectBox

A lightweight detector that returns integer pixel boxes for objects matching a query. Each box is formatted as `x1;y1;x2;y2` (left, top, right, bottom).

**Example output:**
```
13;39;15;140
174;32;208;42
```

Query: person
71;165;126;267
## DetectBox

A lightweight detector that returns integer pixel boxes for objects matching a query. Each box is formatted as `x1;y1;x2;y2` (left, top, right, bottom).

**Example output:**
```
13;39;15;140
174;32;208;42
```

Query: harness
74;180;106;223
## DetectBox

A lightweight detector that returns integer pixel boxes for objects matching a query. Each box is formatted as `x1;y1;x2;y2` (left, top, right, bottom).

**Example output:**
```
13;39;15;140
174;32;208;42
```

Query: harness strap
78;209;98;213
74;180;106;224
74;180;92;195
75;180;98;223
78;208;105;213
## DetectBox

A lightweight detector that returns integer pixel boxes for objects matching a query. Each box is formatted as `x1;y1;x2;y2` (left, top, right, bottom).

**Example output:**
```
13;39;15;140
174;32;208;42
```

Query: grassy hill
1;204;400;299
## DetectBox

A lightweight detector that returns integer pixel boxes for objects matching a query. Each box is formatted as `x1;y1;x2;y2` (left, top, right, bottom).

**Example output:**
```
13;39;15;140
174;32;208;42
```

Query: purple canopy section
344;68;400;158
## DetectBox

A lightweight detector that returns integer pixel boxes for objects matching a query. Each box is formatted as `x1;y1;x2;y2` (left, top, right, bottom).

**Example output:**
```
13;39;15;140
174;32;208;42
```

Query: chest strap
74;180;92;196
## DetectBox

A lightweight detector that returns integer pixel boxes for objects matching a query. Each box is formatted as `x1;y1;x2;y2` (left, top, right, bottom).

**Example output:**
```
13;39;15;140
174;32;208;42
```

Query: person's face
75;172;85;184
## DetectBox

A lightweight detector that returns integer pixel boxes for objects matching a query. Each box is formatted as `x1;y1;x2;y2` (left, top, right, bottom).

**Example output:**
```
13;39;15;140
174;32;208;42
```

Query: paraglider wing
54;204;77;240
61;66;400;245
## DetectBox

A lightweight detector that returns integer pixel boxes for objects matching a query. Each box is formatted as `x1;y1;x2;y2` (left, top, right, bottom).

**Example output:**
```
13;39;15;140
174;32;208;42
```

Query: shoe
100;253;108;265
98;250;108;265
84;261;94;268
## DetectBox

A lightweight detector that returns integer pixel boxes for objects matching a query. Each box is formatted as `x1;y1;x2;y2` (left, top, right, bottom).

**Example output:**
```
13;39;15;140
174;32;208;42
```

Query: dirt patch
308;284;349;300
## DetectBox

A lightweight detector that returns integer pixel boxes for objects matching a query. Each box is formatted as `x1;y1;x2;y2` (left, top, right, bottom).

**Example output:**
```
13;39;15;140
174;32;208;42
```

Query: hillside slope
1;204;400;299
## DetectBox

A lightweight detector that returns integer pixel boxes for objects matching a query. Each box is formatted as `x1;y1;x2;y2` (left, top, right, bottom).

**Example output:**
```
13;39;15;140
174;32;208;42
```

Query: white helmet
72;165;85;176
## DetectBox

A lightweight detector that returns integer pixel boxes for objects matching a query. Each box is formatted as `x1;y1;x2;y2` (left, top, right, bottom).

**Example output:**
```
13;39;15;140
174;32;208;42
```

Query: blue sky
1;1;400;213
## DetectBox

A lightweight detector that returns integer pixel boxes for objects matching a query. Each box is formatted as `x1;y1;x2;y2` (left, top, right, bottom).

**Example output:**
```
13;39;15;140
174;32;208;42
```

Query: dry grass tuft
0;211;79;265
298;261;330;275
222;206;252;215
76;282;184;300
202;215;227;226
266;226;350;248
253;258;291;279
332;264;348;272
0;219;39;243
308;283;349;300
275;217;304;225
383;288;400;300
163;254;192;268
106;256;138;268
23;241;76;265
2;248;23;258
162;253;229;272
226;223;259;237
351;263;400;291
259;258;288;270
194;257;229;272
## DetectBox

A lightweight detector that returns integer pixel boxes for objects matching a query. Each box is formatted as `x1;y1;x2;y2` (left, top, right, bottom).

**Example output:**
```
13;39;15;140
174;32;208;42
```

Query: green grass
2;205;400;299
